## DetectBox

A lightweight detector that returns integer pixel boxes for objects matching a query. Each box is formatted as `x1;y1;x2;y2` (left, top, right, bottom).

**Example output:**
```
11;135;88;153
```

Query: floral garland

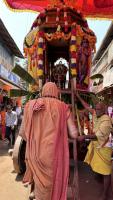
23;6;96;84
56;7;60;24
70;23;77;77
24;30;39;56
31;9;46;30
44;31;71;41
64;7;68;32
31;50;38;78
37;31;45;77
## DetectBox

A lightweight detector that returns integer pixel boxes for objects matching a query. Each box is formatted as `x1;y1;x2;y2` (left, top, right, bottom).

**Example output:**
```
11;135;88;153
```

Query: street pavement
0;140;29;200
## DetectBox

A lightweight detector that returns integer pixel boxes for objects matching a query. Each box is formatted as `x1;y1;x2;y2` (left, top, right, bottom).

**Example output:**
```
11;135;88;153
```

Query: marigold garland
64;7;68;32
44;32;71;41
23;6;96;90
70;23;77;77
37;31;45;78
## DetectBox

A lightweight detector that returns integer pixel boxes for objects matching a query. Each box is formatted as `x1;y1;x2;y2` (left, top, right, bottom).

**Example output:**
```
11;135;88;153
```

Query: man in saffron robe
19;82;78;200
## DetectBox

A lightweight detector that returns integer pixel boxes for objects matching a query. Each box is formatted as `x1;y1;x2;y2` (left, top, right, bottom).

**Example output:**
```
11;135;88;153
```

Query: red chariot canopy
4;0;113;19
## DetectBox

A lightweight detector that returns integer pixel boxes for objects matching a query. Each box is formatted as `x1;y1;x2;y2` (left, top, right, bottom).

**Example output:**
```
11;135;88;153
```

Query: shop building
91;22;113;104
0;18;24;105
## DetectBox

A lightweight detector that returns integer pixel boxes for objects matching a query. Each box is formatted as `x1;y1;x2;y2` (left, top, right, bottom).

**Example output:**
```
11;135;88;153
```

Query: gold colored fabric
93;114;112;146
85;141;112;175
24;27;39;47
85;114;112;175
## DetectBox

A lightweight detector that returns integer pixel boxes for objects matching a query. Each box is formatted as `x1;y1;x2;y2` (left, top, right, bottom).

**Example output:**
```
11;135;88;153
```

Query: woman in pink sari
19;82;78;200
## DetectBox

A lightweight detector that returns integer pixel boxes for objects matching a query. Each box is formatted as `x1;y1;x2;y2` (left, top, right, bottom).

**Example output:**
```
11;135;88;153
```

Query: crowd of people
0;103;22;147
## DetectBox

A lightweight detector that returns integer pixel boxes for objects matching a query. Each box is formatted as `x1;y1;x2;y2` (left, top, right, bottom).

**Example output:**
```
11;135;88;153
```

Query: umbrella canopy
4;0;113;19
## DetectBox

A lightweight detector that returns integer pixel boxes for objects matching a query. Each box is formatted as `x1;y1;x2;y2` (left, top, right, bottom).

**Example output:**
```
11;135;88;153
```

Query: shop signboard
8;71;20;85
0;64;20;85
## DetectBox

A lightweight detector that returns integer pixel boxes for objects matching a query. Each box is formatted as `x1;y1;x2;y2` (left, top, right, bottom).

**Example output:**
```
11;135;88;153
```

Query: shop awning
0;77;21;91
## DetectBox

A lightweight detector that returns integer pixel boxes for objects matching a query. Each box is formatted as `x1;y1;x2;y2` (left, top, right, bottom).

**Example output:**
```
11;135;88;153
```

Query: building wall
91;39;113;92
92;48;108;75
0;38;14;71
0;37;20;86
108;40;113;65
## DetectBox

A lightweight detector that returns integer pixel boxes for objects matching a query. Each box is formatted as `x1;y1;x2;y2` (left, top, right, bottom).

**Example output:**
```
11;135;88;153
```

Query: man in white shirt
16;105;22;117
5;105;17;146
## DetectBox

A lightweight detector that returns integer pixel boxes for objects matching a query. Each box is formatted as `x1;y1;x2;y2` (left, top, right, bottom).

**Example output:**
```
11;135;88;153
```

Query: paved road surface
0;140;29;200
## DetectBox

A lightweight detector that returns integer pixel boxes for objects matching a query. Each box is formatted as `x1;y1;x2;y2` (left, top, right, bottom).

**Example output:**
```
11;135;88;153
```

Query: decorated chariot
5;0;113;200
11;5;97;200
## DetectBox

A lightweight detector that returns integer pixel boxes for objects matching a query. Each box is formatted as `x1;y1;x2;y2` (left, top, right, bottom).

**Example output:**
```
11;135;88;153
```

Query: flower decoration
56;7;60;23
37;31;45;77
23;6;96;92
64;7;68;32
70;23;77;77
